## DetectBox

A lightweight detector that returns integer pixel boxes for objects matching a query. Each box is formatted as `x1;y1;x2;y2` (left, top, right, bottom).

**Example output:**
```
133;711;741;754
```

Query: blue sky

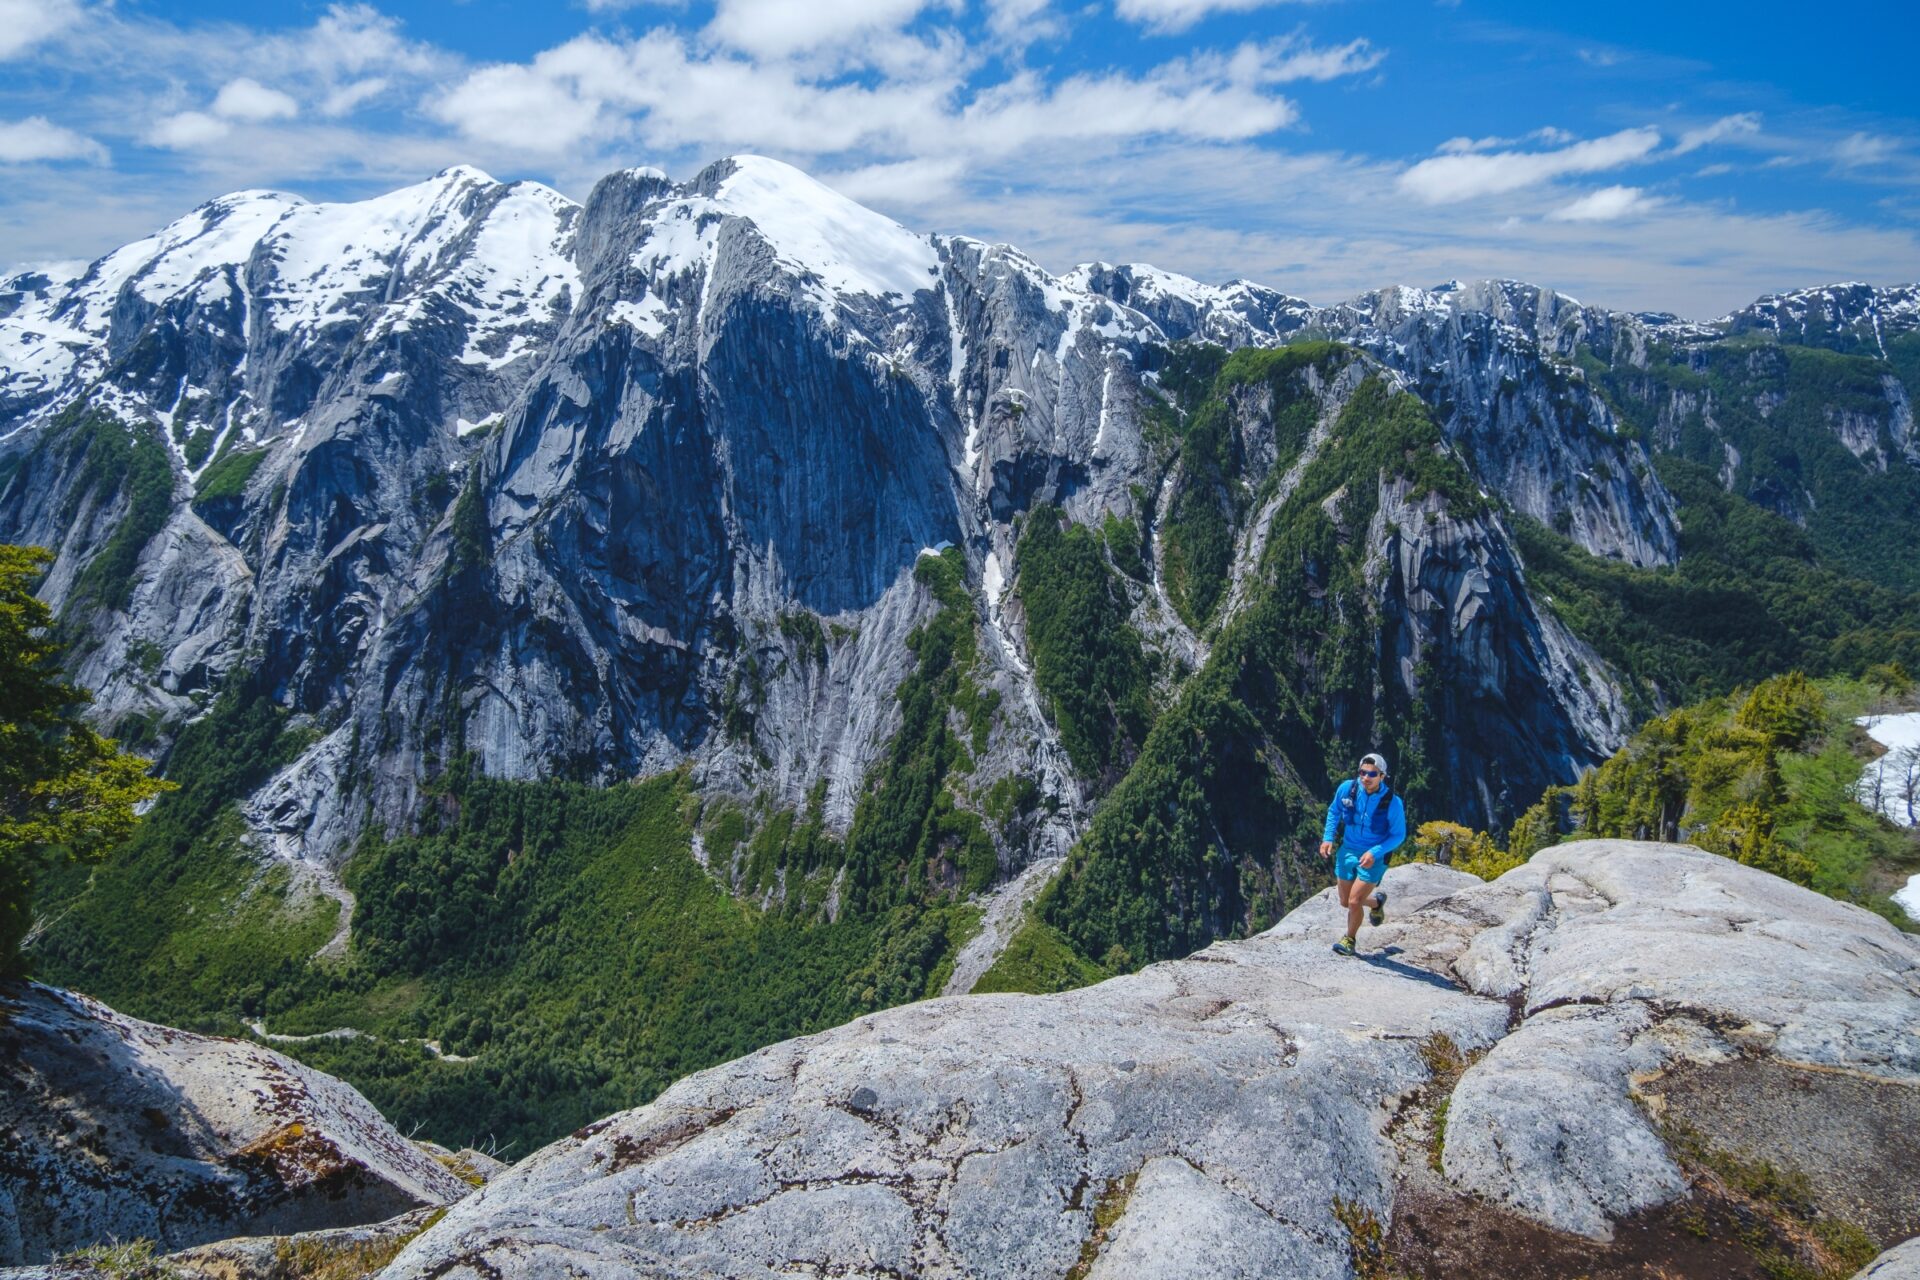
1;0;1915;315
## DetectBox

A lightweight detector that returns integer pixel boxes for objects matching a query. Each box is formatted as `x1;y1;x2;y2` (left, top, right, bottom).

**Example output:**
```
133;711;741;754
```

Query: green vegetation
1659;1119;1881;1280
778;609;828;665
1517;459;1920;715
0;544;173;976
33;546;1009;1154
47;410;176;617
448;462;490;571
1332;1196;1393;1280
29;683;329;1005
1416;1032;1486;1175
1064;1169;1140;1280
1040;357;1482;973
1594;338;1920;594
58;1238;185;1280
1153;343;1347;629
1099;512;1147;582
271;1210;447;1280
192;447;268;509
1441;674;1918;923
714;780;843;904
1015;505;1151;778
972;915;1111;995
841;548;1000;911
1408;821;1523;882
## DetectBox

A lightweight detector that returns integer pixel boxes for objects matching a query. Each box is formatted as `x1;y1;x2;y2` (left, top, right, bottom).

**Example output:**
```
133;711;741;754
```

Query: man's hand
1359;851;1376;870
1318;840;1334;860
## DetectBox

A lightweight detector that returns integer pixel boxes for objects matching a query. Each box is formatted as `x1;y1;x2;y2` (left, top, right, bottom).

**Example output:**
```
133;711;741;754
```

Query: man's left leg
1332;876;1357;954
1346;865;1386;945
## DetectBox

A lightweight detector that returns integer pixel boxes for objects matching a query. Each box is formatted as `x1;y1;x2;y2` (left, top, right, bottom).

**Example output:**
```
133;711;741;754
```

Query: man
1319;752;1405;957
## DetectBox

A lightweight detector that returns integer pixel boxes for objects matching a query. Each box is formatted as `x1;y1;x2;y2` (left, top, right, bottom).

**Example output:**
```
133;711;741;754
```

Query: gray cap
1360;752;1389;775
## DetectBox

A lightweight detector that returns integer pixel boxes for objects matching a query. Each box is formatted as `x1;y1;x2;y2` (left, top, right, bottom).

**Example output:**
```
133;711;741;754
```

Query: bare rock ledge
0;984;473;1265
383;840;1920;1279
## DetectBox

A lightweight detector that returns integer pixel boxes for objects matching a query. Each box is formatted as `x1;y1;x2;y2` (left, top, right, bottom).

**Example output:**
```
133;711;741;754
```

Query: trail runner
1319;752;1406;957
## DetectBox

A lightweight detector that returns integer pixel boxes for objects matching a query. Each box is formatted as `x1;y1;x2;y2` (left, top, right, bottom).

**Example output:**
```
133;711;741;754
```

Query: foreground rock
0;984;472;1265
383;840;1920;1279
1857;1235;1920;1278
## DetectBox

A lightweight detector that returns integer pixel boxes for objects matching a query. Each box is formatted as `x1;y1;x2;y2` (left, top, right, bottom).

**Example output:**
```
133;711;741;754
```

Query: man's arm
1372;794;1408;858
1318;781;1347;858
1322;782;1347;844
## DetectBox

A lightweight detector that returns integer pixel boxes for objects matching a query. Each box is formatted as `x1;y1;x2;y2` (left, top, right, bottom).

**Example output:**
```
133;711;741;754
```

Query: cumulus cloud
1674;112;1760;155
1548;185;1660;222
0;115;107;163
427;28;1361;160
146;111;232;149
983;0;1058;41
1114;0;1316;36
706;0;940;59
0;0;80;60
1398;127;1662;204
212;77;299;122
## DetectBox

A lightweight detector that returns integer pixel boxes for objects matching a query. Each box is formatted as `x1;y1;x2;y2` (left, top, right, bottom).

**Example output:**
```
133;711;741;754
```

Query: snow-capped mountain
1721;281;1920;358
2;154;1914;890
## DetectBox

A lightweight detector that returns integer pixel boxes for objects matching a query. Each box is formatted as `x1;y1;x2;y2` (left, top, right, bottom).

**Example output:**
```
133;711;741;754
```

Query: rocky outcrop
1856;1236;1920;1279
1722;282;1920;358
0;984;472;1265
379;840;1920;1279
1361;475;1630;827
1313;280;1679;567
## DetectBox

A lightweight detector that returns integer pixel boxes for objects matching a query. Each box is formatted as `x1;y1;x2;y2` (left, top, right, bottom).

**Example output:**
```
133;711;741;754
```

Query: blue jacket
1323;778;1407;859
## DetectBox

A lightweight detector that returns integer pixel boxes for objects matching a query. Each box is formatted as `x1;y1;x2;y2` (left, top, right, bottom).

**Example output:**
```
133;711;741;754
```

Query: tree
0;545;173;976
1410;820;1521;881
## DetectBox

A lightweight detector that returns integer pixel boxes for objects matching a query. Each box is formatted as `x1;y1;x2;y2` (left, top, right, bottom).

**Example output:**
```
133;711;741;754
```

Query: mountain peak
693;153;941;301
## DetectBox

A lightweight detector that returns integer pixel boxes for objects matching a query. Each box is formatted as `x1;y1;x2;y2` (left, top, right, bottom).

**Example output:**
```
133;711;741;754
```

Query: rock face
0;156;1655;885
0;984;472;1265
1857;1236;1920;1279
380;840;1920;1279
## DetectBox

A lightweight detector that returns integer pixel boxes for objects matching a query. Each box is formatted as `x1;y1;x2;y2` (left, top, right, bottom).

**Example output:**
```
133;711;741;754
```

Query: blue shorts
1335;846;1388;885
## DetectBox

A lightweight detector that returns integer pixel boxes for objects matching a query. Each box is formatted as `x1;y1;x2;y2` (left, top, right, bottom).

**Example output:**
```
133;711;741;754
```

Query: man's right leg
1333;878;1357;953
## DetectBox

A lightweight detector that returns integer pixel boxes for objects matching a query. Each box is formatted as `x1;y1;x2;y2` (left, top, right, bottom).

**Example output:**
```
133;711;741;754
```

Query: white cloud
1258;35;1383;82
213;77;300;122
320;78;389;117
146;111;232;149
826;156;967;205
1114;0;1315;35
1835;132;1899;168
706;0;938;59
427;28;1354;161
0;115;107;163
1398;127;1662;204
984;0;1058;41
0;0;80;60
298;4;446;79
1548;185;1659;222
1673;112;1760;155
430;57;607;153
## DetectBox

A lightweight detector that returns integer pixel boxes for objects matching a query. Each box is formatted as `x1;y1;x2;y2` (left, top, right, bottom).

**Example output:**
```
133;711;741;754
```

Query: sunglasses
1358;769;1381;778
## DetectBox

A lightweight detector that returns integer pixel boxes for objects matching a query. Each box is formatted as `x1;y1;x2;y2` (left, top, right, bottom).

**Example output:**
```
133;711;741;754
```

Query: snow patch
1855;712;1920;828
714;156;939;303
609;296;670;339
1895;875;1920;923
